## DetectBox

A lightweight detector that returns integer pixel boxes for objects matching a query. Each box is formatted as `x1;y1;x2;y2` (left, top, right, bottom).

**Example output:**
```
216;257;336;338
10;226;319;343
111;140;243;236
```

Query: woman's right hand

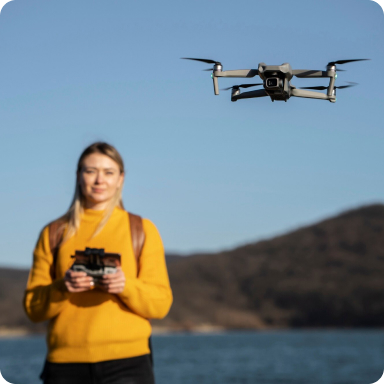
64;270;94;292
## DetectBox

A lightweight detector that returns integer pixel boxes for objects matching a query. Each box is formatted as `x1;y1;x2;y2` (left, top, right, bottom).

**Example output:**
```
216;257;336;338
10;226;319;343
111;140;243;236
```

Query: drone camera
265;77;283;90
267;78;278;87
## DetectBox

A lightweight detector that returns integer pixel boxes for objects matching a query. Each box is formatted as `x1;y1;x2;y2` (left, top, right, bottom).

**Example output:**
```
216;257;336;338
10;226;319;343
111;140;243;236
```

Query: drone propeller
181;57;222;65
222;83;263;91
327;59;370;66
300;82;358;90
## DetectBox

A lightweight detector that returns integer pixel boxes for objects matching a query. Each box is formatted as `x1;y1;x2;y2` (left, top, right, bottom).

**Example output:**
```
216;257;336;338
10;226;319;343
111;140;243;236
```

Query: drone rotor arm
293;70;330;78
291;88;331;100
215;69;259;78
212;69;259;95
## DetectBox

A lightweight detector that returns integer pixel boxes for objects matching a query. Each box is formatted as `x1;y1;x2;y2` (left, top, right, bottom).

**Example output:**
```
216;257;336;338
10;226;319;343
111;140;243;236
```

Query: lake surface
0;330;383;384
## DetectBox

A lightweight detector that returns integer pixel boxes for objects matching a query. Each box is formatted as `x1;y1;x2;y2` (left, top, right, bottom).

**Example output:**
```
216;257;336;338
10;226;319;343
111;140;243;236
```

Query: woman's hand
64;270;94;292
99;267;126;294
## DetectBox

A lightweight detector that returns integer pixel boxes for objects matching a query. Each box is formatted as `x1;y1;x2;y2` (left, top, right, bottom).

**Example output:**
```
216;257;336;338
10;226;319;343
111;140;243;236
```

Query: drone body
183;58;369;103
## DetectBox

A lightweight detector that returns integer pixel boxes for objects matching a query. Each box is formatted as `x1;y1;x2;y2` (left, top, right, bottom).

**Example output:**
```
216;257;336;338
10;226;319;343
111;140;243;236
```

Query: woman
24;142;173;384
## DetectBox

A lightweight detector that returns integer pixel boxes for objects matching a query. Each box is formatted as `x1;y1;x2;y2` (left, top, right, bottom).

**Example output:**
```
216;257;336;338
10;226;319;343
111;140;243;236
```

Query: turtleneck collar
81;208;106;222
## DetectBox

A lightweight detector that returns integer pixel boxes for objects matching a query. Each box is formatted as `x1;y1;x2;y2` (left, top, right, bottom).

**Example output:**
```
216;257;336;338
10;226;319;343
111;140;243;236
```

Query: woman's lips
92;188;105;193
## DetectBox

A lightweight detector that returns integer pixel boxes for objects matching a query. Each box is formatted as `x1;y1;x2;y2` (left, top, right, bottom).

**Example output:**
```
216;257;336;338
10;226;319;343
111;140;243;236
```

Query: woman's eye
85;170;95;174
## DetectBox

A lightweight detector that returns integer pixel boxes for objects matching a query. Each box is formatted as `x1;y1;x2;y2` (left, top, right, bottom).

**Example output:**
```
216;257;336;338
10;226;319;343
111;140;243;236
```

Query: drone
182;58;370;103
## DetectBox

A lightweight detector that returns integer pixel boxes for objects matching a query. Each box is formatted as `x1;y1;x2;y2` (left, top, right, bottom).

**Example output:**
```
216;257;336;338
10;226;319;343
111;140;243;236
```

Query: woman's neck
83;200;109;211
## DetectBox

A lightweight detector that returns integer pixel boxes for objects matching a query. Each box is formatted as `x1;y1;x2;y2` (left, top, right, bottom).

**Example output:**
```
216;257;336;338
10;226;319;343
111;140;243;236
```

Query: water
0;330;383;384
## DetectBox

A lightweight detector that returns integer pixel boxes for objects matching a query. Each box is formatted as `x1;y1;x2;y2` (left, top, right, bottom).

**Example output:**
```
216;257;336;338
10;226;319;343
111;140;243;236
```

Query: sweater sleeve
23;226;70;323
118;219;173;319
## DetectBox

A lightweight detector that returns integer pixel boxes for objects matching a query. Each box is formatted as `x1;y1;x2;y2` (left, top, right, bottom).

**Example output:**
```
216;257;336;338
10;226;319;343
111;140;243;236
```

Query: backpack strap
127;213;151;364
128;212;145;276
48;218;66;280
48;212;145;278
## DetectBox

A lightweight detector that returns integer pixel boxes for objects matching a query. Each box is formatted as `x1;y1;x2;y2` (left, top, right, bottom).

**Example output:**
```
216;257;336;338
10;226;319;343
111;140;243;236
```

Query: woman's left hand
99;267;126;294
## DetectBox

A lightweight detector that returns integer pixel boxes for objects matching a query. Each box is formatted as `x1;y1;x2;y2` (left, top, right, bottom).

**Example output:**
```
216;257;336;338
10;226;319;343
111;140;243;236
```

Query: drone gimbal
182;58;370;103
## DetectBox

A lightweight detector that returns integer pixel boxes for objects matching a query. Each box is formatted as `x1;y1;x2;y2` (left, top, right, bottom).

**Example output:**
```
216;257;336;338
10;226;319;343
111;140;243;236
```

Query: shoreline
0;325;383;339
0;325;227;338
0;327;31;338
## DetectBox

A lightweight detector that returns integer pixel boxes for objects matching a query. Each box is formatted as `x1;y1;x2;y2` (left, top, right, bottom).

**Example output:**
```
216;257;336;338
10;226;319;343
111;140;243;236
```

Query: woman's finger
98;280;125;293
71;275;93;282
101;277;125;286
65;270;87;279
71;281;94;289
102;271;125;283
65;275;94;291
65;282;93;292
69;276;93;286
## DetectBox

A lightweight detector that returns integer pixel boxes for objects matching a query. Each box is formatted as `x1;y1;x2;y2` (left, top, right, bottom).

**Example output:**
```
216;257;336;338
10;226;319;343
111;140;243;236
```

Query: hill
1;204;384;334
154;203;384;330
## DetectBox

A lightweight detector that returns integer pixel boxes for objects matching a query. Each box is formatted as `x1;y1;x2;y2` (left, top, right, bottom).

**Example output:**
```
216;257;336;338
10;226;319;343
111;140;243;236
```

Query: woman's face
78;153;124;210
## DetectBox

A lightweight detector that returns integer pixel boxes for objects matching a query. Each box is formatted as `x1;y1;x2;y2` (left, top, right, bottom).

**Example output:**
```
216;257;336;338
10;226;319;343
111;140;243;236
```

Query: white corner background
0;0;13;14
0;370;13;384
372;0;384;12
373;0;384;10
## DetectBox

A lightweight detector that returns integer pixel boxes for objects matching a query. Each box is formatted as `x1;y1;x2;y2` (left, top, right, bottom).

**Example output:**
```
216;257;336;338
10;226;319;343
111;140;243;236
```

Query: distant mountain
0;268;45;333
154;203;384;330
1;204;384;334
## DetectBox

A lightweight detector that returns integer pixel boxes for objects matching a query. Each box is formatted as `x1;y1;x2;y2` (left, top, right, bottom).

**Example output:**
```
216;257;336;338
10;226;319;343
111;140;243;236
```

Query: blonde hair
60;142;125;244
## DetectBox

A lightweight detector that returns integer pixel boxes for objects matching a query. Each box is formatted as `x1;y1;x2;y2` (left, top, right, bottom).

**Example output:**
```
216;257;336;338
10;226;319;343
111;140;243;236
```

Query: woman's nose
95;172;104;183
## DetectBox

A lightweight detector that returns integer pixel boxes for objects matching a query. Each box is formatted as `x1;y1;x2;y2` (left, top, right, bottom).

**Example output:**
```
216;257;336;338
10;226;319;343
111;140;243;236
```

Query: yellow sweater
24;207;173;363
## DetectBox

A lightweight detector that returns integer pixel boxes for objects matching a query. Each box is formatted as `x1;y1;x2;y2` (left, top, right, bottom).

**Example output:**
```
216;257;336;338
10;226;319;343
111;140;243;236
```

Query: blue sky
0;0;383;267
